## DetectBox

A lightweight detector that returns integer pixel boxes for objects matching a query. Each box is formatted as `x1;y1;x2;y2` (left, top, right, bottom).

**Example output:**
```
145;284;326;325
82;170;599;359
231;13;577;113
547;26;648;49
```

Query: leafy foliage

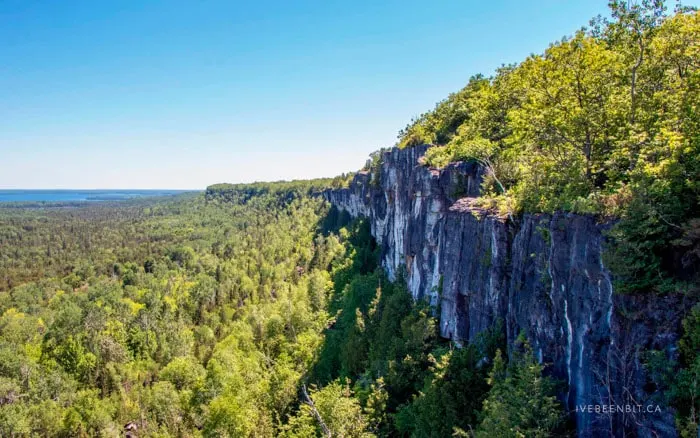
1;2;696;436
0;187;348;436
475;336;564;438
0;186;567;437
398;3;700;293
394;324;505;437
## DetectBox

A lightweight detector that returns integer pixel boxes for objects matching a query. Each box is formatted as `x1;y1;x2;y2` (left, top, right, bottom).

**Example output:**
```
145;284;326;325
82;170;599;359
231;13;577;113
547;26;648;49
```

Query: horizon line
0;188;203;191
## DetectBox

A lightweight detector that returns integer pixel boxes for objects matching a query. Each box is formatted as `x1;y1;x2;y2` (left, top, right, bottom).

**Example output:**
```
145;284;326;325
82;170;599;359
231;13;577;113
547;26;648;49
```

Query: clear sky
2;0;692;189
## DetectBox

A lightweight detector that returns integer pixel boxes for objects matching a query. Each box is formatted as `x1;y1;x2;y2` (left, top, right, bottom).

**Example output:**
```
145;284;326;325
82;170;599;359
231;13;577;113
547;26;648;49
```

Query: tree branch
301;384;332;438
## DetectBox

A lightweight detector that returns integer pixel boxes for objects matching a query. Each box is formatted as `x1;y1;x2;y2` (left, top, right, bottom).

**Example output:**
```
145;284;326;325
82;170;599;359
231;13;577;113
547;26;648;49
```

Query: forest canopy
397;2;699;294
0;1;698;436
0;187;566;437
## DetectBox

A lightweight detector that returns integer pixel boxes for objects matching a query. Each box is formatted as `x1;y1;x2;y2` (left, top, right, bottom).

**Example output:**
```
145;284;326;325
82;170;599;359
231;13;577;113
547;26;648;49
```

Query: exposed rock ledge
323;144;689;438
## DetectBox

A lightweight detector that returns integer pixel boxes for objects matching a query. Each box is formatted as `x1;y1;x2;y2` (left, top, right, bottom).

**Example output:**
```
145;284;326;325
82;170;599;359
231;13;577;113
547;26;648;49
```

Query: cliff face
324;145;687;438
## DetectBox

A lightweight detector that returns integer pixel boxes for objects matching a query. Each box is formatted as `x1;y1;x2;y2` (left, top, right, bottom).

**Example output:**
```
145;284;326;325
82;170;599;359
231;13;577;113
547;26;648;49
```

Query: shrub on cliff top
395;2;700;293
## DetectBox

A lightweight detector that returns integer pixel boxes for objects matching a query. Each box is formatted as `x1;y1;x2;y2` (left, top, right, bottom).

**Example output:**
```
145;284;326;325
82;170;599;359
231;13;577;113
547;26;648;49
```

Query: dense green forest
0;189;340;436
1;1;698;437
0;187;566;437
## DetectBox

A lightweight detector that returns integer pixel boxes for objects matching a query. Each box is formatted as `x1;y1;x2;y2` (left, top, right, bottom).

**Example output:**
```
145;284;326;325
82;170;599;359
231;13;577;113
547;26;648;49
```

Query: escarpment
324;145;690;438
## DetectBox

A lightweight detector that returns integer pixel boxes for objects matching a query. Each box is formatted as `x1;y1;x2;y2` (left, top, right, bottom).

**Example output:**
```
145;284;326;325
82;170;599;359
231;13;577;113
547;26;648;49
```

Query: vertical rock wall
323;145;687;437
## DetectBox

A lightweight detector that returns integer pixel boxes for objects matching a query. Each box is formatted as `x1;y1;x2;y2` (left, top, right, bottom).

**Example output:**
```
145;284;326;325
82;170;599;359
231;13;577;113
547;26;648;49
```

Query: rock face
324;145;688;438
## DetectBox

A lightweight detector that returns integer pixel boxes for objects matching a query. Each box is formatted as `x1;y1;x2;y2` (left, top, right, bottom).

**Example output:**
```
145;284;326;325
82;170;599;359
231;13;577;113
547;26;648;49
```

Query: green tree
476;341;563;438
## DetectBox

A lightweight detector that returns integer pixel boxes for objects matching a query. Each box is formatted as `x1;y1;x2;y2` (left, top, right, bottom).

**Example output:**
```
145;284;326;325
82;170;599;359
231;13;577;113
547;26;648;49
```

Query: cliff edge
324;145;689;437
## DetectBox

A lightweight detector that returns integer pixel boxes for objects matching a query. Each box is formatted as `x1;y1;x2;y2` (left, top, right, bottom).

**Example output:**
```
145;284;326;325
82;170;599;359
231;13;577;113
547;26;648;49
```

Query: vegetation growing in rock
398;2;699;294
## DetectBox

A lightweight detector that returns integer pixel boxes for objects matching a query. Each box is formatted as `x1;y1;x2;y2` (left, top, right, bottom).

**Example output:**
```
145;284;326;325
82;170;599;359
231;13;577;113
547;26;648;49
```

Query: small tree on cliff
476;335;564;438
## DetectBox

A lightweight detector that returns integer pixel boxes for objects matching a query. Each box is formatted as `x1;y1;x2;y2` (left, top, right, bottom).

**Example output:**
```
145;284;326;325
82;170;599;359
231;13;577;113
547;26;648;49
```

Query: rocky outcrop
324;145;689;437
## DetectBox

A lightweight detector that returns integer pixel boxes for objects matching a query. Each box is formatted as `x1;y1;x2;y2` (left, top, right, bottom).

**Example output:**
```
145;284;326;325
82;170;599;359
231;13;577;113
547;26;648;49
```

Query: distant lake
0;189;193;203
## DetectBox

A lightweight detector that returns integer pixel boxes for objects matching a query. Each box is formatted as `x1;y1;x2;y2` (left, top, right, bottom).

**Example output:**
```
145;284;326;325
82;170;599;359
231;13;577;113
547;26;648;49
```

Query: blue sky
1;0;692;189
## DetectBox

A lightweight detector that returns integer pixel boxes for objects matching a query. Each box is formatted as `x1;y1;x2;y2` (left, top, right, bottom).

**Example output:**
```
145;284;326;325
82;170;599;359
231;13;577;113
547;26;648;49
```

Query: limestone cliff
324;145;689;438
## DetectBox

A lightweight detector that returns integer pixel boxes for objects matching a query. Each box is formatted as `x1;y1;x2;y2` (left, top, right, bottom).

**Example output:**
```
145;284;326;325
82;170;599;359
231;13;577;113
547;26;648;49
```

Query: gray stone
323;145;690;438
